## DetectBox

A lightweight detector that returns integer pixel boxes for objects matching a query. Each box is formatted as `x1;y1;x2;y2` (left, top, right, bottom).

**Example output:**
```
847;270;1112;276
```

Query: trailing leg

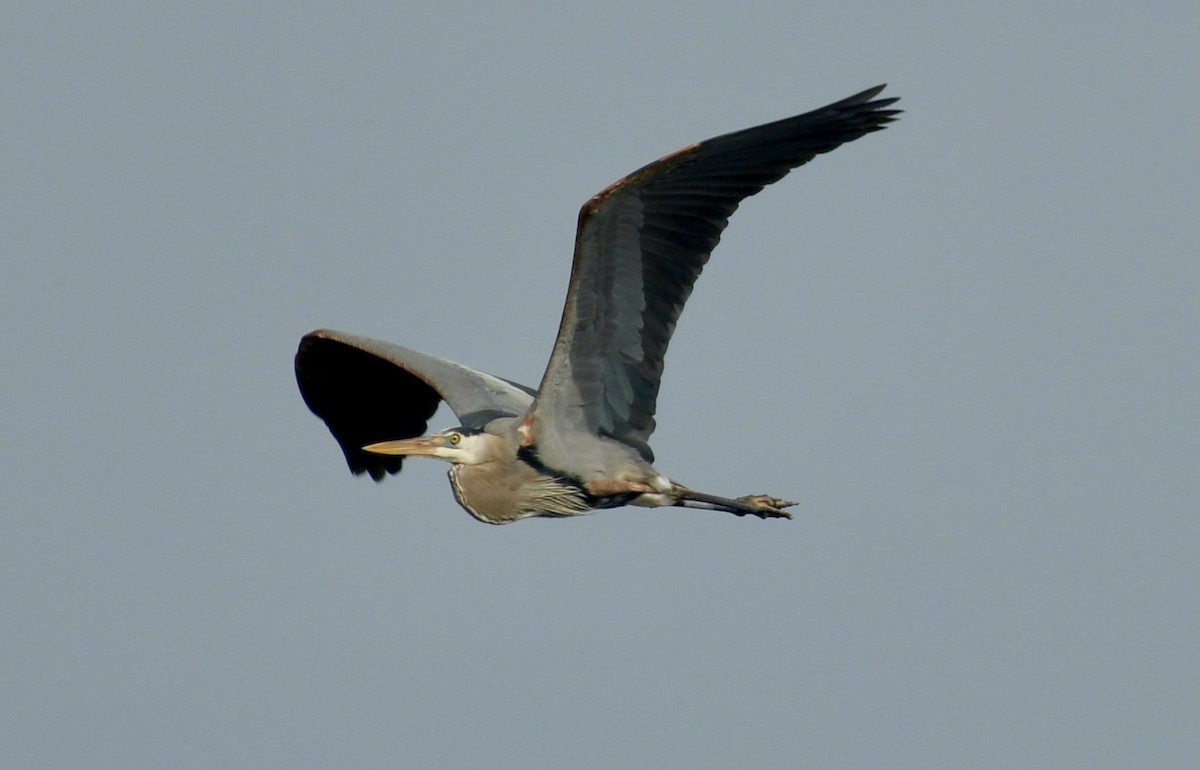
671;486;795;519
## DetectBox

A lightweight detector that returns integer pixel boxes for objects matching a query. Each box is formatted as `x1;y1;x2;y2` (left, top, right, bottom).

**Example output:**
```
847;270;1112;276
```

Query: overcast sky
4;2;1197;768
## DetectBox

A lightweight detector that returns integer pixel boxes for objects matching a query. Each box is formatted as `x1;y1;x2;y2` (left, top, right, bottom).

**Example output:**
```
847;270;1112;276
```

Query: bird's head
362;427;502;466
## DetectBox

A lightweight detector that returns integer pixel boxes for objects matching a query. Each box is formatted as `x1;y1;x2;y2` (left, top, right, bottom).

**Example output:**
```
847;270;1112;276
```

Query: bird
295;85;899;524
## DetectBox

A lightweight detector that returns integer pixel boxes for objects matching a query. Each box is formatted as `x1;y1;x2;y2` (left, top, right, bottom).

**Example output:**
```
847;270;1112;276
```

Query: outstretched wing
527;85;901;463
295;329;535;480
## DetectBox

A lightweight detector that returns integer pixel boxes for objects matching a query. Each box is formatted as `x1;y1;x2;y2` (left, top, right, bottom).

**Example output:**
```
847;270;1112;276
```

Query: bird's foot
734;494;796;519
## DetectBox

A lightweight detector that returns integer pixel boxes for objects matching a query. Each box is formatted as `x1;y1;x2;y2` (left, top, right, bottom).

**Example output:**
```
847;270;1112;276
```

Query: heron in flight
296;85;899;524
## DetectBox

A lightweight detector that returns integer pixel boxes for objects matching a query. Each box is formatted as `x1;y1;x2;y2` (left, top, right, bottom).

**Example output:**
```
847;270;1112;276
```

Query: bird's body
296;85;900;524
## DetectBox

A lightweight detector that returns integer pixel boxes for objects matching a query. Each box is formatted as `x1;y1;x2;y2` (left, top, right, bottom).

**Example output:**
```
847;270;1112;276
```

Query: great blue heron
296;85;899;524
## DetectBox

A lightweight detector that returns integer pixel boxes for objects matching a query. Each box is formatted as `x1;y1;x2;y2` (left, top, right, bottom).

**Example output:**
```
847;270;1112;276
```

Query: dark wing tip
838;83;903;123
295;330;441;481
582;84;901;219
840;83;899;108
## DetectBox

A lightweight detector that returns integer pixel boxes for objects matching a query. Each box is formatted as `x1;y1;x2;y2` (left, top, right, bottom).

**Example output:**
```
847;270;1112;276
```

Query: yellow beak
362;435;447;457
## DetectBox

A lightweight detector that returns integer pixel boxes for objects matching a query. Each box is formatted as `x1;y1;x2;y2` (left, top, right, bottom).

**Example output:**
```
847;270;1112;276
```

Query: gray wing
528;85;900;462
295;329;535;480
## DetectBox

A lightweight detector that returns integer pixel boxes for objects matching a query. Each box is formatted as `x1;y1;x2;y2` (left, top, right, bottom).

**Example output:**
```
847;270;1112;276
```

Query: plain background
4;2;1197;768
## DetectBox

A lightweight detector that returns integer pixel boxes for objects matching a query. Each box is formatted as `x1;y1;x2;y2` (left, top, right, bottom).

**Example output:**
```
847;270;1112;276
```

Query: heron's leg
671;487;795;520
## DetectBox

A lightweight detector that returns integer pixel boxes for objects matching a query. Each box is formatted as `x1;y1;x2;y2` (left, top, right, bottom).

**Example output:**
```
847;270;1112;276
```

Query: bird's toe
736;494;796;519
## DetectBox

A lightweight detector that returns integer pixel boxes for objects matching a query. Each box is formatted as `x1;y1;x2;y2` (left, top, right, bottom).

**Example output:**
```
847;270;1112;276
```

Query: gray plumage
295;85;900;523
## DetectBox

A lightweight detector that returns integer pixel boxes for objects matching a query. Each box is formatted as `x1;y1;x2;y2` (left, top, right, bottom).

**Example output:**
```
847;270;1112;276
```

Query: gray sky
4;2;1197;768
